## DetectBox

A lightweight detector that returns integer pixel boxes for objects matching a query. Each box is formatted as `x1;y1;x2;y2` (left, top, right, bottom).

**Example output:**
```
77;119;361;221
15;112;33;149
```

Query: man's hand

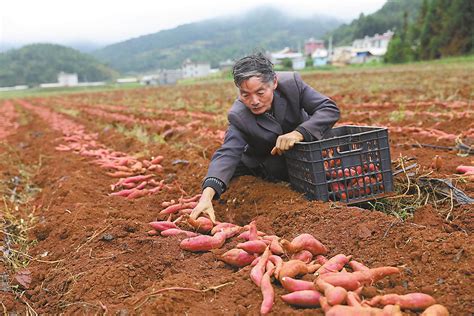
271;130;304;155
190;187;217;223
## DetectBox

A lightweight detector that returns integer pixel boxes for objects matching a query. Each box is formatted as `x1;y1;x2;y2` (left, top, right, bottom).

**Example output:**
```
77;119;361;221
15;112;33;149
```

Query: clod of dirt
101;233;114;241
32;224;51;241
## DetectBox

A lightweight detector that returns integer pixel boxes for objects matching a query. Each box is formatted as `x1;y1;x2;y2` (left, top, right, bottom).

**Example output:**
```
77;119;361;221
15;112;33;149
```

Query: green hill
92;7;343;73
0;43;118;87
328;0;423;45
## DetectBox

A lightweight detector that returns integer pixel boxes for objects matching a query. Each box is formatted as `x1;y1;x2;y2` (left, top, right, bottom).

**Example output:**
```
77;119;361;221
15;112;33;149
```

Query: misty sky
1;0;387;45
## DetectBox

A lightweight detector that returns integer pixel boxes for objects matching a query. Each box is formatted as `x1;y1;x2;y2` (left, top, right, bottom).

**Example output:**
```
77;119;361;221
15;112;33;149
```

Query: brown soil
1;67;473;315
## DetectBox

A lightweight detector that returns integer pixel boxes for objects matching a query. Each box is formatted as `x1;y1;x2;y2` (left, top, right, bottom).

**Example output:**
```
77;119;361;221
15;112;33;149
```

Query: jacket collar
255;90;287;135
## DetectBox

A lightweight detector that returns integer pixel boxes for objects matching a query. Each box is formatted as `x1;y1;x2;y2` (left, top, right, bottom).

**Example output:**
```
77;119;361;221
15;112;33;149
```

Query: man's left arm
294;72;340;141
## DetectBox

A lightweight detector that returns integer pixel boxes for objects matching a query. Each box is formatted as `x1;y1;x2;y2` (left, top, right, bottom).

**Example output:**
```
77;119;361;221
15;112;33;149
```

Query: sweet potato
122;174;154;184
135;181;147;190
291;250;313;263
321;266;399;289
218;249;257;268
347;291;362;307
316;273;361;291
316;254;351;275
161;228;199;238
250;246;271;286
237;240;267;254
237;230;266;240
147;229;158;236
109;189;135;197
280;277;315;292
150;155;164;164
211;222;239;235
456;165;474;174
281;233;328;255
179;194;202;203
160;201;198;215
278;260;311;282
315;255;328;265
260;266;275;315
366;293;436;311
126;188;149;199
269;255;283;279
325;305;387;316
149;221;177;232
281;290;321;307
349;260;370;271
187;216;213;233
179;231;226;252
248;220;258;241
315;278;347;306
261;235;284;255
220;226;243;239
420;304;449;316
106;171;134;178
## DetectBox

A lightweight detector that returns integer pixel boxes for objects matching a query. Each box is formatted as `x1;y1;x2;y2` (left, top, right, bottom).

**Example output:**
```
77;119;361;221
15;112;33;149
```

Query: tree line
385;0;473;63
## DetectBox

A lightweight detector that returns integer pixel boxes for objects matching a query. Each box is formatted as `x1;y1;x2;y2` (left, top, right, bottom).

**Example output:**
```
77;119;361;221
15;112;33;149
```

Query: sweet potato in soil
1;71;473;315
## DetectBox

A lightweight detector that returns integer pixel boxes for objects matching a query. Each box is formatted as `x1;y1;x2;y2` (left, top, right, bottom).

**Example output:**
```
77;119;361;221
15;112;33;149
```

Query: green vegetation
92;7;342;73
0;43;119;87
385;0;473;63
327;0;423;45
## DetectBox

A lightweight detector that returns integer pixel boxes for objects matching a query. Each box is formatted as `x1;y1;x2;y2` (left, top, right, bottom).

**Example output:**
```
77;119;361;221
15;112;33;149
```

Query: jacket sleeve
293;72;340;140
203;112;248;195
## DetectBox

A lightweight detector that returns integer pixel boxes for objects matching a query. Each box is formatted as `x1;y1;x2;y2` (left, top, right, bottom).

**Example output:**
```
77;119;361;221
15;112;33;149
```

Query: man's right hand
190;187;217;223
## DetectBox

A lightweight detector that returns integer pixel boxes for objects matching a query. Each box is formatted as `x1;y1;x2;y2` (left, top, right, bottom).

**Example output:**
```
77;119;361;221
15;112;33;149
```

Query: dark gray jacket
204;71;340;193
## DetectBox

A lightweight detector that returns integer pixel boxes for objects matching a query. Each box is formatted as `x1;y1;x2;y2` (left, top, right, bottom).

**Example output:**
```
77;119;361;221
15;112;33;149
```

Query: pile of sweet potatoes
18;100;181;200
148;207;447;315
322;148;385;202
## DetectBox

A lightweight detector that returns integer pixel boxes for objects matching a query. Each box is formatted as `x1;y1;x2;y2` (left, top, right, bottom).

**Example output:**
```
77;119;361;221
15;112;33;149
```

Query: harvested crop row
0;100;20;139
17;100;179;199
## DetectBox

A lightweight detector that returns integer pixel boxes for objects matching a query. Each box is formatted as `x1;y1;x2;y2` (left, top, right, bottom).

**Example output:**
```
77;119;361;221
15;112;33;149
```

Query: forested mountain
327;0;423;45
0;44;118;87
92;7;342;73
385;0;473;63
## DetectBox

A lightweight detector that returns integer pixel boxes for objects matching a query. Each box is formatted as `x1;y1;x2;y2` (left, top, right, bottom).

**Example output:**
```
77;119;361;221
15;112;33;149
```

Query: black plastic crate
284;125;393;203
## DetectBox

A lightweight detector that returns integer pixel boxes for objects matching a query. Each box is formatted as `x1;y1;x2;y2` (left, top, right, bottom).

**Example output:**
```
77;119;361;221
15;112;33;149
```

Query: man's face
238;76;277;115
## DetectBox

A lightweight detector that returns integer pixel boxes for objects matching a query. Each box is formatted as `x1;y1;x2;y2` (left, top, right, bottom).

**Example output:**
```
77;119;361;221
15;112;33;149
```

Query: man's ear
273;75;278;90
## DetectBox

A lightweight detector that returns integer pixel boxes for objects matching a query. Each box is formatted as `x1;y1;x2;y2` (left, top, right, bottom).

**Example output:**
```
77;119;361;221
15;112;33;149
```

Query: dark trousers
232;154;289;182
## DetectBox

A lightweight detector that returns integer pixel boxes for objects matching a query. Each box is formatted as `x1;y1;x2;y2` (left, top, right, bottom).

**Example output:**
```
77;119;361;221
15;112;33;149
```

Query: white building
182;59;211;78
311;49;329;67
116;77;138;84
140;69;183;85
351;30;394;63
330;46;353;65
270;47;306;70
57;72;78;87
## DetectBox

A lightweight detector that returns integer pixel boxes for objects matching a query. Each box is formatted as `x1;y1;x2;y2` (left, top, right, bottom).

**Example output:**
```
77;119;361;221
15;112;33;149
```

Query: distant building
182;59;211;78
312;49;329;67
218;59;234;71
330;46;353;66
141;69;183;85
351;30;394;63
58;72;78;87
116;77;138;84
304;38;325;56
0;85;29;92
270;47;306;70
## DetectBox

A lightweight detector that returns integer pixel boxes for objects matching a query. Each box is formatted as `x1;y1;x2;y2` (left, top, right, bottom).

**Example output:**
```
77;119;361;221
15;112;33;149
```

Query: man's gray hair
232;52;276;87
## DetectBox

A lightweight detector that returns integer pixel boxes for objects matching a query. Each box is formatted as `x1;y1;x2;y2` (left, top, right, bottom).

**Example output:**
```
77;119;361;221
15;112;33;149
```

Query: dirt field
1;61;473;315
